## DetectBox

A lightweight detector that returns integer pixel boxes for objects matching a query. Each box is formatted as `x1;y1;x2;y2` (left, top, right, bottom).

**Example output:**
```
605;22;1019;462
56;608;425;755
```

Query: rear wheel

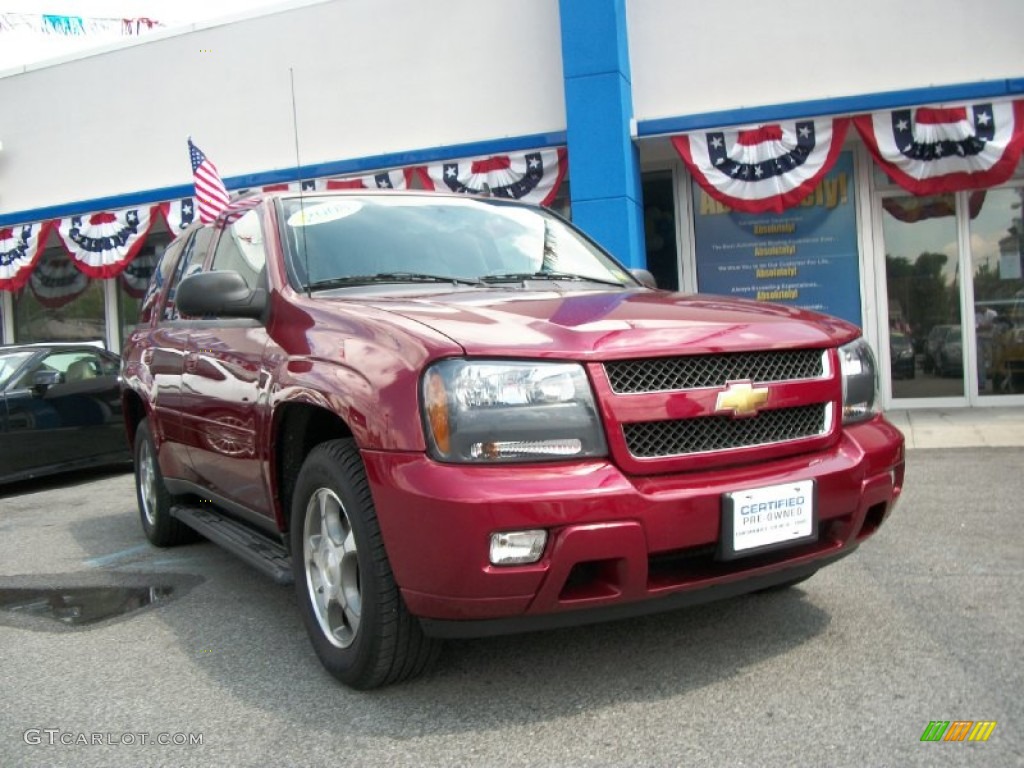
291;439;440;689
134;418;198;547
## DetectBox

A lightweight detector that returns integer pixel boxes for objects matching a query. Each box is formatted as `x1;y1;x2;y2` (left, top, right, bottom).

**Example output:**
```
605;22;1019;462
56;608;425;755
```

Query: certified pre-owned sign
721;479;817;559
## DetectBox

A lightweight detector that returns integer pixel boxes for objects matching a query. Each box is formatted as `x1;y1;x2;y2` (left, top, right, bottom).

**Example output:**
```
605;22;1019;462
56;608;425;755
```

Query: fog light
489;530;547;565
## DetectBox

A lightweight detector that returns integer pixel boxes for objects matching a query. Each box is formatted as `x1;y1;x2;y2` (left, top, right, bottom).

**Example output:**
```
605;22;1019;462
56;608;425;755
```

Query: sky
0;1;291;70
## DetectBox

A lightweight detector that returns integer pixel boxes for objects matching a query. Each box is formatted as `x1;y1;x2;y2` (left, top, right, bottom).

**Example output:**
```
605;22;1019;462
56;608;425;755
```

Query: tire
757;570;818;593
134;418;198;547
291;439;441;689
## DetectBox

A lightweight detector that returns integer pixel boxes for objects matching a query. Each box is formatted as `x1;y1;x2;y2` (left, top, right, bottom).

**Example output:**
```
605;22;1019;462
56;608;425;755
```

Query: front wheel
291;439;441;689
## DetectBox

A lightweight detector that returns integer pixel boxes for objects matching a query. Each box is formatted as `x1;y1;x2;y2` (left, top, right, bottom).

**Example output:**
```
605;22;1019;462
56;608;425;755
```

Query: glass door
877;182;1024;406
970;184;1024;396
879;193;965;401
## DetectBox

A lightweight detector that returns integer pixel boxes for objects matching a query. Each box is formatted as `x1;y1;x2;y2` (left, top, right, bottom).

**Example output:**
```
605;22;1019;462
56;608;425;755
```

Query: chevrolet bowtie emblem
715;381;769;417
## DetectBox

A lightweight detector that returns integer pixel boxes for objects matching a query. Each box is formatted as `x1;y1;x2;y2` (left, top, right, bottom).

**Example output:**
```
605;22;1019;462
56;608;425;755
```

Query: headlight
839;338;879;424
421;360;607;463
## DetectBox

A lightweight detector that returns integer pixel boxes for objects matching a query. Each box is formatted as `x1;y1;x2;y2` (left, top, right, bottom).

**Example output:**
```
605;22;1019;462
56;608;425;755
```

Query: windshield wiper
481;271;626;287
307;272;485;291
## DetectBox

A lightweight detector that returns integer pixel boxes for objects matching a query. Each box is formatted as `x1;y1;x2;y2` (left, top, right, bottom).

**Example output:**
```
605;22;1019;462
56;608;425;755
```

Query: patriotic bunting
0;13;162;36
30;252;90;309
260;169;412;193
0;221;54;291
417;148;567;206
119;247;161;299
672;119;850;214
160;198;199;236
56;206;156;279
322;169;411;191
855;100;1024;195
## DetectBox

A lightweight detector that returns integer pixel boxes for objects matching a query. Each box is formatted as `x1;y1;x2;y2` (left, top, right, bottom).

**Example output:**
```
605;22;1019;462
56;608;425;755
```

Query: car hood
362;288;860;359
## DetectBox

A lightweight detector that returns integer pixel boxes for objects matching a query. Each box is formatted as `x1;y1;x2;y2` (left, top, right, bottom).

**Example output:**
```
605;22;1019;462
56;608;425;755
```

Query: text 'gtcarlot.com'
23;729;204;747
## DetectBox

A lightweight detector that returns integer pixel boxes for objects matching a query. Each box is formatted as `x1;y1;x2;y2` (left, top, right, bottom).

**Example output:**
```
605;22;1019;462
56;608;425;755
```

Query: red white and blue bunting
0;221;54;291
854;100;1024;195
261;169;412;193
30;252;90;309
672;119;850;214
0;13;162;36
417;148;567;206
322;169;411;191
160;198;199;236
119;247;161;299
56;206;156;279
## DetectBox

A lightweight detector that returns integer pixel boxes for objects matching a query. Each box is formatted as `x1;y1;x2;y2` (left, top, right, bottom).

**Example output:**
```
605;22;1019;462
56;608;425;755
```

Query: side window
162;227;215;321
210;210;266;288
139;237;185;323
14;349;110;388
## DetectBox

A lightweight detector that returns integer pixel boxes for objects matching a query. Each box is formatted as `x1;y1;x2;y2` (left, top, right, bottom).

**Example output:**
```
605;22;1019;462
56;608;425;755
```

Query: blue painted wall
558;0;646;269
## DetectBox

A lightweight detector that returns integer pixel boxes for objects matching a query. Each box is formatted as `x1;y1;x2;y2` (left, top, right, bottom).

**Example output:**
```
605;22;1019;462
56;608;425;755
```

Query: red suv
121;191;905;689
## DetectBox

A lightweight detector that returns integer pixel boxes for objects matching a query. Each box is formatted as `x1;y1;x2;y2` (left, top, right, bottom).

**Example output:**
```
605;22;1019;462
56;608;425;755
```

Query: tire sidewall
134;419;163;541
290;443;388;684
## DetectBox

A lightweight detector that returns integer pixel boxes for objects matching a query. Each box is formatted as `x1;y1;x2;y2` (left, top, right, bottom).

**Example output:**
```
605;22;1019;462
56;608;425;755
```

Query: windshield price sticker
724;480;815;556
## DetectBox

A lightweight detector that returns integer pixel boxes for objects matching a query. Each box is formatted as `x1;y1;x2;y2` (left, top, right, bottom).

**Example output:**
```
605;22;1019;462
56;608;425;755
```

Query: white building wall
627;0;1024;123
0;0;565;219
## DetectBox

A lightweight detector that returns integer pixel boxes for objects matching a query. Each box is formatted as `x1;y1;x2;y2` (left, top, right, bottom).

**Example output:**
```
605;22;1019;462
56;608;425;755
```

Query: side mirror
176;270;267;320
631;268;657;289
32;369;63;396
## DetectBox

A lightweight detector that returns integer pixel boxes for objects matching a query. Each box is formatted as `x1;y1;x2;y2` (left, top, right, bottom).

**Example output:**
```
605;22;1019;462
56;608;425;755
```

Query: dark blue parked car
0;343;129;485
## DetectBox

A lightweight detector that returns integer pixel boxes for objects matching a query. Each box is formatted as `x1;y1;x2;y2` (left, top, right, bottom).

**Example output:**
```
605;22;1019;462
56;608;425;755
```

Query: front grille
623;403;827;458
604;350;824;394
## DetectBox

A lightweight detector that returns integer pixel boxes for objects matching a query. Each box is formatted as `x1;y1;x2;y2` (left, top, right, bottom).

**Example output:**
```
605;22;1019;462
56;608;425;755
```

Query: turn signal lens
424;371;451;456
840;338;879;424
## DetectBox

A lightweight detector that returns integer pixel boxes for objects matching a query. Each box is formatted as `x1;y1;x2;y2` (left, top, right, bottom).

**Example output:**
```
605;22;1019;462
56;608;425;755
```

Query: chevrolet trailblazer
121;191;905;689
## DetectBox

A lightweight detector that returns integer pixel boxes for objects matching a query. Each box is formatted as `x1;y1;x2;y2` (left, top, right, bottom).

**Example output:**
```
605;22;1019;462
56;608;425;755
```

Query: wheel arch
121;388;149;449
271;401;353;533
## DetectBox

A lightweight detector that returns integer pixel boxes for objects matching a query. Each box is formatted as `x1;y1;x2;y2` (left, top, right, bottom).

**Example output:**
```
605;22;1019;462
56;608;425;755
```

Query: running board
171;505;294;585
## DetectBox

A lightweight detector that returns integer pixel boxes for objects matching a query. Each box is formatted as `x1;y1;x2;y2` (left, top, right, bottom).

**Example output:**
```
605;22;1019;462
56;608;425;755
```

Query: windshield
0;351;33;389
278;195;637;292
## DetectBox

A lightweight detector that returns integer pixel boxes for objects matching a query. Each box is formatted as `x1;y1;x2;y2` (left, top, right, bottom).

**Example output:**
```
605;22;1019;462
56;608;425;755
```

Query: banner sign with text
692;152;861;326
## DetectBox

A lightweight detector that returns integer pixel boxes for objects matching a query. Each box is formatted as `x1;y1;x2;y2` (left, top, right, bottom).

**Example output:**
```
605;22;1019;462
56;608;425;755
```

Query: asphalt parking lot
0;446;1021;768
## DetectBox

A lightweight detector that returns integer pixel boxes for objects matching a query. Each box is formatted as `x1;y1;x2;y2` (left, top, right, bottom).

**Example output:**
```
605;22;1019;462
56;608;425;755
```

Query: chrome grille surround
604;349;826;394
623;403;831;459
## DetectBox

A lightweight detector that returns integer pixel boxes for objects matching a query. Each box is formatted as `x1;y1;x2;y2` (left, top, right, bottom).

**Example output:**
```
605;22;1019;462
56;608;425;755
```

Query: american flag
188;138;230;223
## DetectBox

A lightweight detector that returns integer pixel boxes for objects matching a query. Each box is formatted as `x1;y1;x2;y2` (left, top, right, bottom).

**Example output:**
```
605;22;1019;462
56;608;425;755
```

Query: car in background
933;325;964;377
889;331;915;379
923;324;959;375
0;343;129;485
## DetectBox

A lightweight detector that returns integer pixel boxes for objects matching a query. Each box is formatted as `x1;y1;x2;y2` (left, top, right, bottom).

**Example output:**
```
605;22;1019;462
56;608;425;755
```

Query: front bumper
363;415;904;637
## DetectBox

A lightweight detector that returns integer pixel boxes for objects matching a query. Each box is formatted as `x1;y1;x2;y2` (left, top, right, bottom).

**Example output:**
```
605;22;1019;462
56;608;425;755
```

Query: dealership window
969;184;1024;395
879;193;963;399
876;174;1024;402
12;247;106;344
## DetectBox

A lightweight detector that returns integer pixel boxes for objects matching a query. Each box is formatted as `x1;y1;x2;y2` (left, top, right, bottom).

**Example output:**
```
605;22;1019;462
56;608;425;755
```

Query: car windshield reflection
278;195;637;292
